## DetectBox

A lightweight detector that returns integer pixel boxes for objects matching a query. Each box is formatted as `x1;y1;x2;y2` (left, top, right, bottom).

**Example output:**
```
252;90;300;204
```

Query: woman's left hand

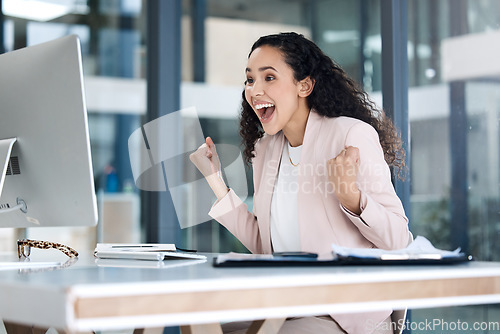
327;146;362;215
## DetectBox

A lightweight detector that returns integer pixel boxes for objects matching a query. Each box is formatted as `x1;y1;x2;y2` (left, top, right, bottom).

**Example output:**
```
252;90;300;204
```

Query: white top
270;141;302;252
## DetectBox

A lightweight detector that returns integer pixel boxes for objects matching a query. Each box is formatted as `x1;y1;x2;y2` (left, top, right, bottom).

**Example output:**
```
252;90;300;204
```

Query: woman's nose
252;81;264;96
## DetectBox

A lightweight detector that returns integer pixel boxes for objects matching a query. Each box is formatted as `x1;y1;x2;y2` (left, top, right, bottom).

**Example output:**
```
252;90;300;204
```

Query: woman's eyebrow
245;66;278;73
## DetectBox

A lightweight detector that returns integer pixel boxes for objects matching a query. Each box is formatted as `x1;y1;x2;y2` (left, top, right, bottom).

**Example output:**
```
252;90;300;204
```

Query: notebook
94;243;207;261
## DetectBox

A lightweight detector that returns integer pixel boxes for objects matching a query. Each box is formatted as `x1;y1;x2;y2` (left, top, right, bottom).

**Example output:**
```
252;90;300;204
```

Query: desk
2;254;500;333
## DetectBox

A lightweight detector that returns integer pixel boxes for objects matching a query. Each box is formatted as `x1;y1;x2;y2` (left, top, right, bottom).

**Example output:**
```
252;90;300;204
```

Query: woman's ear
298;77;315;97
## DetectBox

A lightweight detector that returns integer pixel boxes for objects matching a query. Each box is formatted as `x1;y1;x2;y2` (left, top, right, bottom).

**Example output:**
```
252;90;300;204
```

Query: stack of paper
94;243;206;261
331;236;464;260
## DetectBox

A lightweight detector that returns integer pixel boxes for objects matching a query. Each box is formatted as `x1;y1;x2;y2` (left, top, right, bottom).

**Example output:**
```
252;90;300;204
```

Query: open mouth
255;103;275;122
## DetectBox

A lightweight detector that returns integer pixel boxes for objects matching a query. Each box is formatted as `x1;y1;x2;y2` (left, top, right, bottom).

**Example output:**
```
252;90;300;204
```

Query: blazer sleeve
208;189;264;254
342;122;411;250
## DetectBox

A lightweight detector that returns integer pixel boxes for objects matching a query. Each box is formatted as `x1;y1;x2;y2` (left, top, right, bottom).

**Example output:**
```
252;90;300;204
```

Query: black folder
212;252;472;268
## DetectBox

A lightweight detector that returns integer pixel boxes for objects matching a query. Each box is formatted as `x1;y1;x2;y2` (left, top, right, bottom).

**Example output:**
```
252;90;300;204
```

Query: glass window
408;0;500;329
408;0;500;262
0;0;145;251
315;0;381;92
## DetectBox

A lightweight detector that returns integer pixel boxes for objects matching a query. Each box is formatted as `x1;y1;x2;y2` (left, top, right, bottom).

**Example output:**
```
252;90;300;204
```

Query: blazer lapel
297;111;324;250
258;132;284;253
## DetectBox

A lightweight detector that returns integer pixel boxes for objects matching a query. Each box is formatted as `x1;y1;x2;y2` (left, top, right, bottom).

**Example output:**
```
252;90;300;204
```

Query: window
0;0;145;250
408;0;500;329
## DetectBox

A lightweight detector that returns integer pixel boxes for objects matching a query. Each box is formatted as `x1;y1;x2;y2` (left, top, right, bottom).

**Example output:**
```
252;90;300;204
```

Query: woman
190;32;411;334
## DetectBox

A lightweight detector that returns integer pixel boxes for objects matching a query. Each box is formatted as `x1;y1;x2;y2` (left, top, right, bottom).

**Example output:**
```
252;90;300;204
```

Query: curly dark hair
239;32;406;177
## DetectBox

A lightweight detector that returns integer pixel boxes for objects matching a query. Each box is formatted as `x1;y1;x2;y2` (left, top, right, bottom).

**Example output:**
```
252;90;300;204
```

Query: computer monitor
0;35;98;229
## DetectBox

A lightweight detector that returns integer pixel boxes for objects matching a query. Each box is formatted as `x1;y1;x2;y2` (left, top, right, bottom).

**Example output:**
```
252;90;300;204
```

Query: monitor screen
0;35;98;228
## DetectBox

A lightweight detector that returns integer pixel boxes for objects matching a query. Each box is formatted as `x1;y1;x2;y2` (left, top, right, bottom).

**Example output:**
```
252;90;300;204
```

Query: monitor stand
0;138;16;200
0;138;61;270
0;138;27;214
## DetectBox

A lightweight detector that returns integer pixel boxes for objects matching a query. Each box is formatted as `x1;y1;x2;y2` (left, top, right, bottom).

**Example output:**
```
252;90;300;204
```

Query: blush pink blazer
209;111;411;333
209;111;410;254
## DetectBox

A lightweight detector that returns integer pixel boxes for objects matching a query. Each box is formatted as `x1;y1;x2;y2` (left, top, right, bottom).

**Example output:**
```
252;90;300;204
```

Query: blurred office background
1;0;500;332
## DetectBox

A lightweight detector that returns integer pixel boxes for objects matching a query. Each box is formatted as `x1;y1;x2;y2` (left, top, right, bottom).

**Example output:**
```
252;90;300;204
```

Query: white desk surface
1;252;500;332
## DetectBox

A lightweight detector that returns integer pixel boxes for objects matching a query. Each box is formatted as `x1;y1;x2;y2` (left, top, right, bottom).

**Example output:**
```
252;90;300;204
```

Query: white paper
95;243;176;252
331;236;463;260
94;243;206;261
215;252;274;265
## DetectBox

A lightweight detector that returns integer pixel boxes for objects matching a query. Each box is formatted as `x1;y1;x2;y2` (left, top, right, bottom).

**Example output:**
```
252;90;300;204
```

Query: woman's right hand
189;137;221;178
189;137;229;200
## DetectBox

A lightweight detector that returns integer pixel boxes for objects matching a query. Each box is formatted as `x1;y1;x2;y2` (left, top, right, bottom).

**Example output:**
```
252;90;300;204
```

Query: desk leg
179;318;286;334
246;318;286;334
179;323;223;334
55;330;93;334
3;321;49;334
133;328;165;334
3;321;93;334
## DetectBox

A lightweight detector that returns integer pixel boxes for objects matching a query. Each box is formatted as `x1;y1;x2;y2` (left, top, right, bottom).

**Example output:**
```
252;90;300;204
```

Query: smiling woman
243;45;313;142
189;32;411;334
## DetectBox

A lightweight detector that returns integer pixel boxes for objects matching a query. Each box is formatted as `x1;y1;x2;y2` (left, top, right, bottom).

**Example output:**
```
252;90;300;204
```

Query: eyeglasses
17;239;79;259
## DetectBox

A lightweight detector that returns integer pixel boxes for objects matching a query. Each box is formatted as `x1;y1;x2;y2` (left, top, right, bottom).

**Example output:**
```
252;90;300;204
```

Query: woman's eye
245;78;254;85
265;76;275;81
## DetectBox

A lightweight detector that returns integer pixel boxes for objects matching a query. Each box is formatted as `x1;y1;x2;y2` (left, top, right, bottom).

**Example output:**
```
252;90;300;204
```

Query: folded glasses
17;239;79;259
